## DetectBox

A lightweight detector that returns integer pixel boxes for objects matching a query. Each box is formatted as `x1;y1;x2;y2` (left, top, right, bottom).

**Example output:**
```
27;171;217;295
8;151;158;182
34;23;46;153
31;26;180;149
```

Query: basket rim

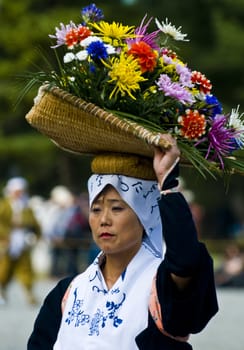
39;84;172;150
25;84;175;161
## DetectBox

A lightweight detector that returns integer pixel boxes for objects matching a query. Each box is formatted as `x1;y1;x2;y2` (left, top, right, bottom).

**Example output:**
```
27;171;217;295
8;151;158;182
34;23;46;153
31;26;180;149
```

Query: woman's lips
99;232;114;239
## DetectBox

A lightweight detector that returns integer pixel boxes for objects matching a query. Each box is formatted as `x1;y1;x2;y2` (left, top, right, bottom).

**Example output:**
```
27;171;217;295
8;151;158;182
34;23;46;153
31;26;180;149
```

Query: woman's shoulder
42;275;76;309
53;275;76;296
27;275;77;350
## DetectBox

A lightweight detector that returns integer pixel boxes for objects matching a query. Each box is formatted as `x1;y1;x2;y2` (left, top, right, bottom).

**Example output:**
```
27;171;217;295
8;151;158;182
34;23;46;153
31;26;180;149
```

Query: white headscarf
88;174;163;258
4;177;27;196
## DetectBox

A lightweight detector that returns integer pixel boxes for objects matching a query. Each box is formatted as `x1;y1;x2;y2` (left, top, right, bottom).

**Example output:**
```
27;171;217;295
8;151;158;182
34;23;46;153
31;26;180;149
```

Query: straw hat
25;85;172;159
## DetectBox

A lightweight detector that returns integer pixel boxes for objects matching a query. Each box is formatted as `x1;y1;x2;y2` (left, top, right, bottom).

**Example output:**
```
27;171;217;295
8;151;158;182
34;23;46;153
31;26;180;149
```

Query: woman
27;135;218;349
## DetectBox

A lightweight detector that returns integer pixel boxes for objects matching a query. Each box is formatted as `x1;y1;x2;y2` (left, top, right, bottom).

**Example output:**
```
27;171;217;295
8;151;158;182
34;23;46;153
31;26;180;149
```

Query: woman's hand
155;135;200;289
153;134;180;189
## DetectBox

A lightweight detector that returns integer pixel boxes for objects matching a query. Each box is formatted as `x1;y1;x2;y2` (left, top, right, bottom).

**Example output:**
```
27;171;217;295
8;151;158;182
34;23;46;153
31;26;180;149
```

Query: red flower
161;48;177;59
77;26;92;42
65;26;91;48
128;41;157;73
65;28;79;47
191;71;212;94
178;109;207;140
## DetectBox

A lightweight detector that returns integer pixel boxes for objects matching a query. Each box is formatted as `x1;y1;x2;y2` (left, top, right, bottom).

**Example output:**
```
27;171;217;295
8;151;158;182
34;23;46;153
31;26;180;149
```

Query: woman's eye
91;207;101;213
112;206;124;212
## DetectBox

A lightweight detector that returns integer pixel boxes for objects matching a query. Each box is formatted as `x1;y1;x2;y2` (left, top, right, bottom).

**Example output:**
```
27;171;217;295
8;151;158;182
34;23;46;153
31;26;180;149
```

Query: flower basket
25;85;172;157
23;3;244;177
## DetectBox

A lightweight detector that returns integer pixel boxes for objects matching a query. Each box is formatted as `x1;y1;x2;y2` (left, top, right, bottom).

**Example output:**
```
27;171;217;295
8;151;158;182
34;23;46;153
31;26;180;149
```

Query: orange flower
128;41;157;73
65;28;79;47
178;109;206;140
77;26;92;42
65;26;91;48
191;71;212;94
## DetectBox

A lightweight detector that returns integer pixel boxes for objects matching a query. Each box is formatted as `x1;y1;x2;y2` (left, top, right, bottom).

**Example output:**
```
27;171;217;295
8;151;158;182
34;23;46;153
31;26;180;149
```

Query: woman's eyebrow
93;198;124;205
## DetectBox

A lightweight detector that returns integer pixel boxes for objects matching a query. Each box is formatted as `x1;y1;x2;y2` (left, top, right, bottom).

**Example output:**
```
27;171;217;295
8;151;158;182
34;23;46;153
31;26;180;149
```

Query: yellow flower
91;21;135;46
174;58;184;66
102;53;147;100
143;86;157;99
160;56;185;76
163;64;176;75
191;87;200;96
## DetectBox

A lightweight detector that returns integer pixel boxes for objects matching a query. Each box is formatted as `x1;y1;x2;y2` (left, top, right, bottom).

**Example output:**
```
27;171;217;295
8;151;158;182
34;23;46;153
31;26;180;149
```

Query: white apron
53;244;162;350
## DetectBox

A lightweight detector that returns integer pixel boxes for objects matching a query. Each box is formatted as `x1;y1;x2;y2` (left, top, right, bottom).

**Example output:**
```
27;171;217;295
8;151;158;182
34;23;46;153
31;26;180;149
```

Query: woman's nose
100;209;111;226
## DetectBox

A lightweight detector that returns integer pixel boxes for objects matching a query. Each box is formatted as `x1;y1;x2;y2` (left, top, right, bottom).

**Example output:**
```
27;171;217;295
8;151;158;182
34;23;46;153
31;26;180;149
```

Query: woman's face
89;185;143;258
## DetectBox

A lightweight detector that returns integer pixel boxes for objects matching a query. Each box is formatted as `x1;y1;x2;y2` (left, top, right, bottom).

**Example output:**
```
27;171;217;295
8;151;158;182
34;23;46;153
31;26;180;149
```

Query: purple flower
206;114;238;168
162;54;173;65
156;74;195;104
127;15;160;50
81;3;104;24
176;64;193;88
87;41;109;60
49;22;76;48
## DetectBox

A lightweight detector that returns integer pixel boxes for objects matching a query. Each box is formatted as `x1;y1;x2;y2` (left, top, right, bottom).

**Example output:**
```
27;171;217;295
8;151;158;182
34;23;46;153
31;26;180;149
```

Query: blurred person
78;192;100;265
28;195;52;277
28;195;47;229
178;178;205;239
0;177;41;305
41;185;76;278
63;192;91;275
215;243;244;287
228;192;244;237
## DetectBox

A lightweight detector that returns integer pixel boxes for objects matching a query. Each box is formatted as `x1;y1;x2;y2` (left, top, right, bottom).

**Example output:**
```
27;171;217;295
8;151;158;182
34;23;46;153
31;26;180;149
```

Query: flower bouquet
24;3;244;178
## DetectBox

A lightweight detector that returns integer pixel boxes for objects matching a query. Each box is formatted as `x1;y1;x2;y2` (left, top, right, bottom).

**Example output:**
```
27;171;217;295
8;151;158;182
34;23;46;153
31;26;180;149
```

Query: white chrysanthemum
155;18;189;42
80;36;102;47
63;52;76;63
105;44;116;55
76;50;88;61
229;105;244;146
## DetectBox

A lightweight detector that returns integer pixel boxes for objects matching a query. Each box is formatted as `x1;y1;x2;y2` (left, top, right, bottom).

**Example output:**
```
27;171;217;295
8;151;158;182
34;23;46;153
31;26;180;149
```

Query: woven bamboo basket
25;85;172;158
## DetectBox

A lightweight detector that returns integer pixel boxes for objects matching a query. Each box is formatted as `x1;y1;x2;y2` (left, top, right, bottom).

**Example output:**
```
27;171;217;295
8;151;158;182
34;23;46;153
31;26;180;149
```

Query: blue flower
81;3;104;24
89;63;96;74
87;41;109;60
206;94;223;117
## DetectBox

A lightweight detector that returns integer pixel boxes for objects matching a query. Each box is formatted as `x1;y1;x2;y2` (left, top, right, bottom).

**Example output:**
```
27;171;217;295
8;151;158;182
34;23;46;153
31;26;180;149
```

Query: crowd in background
0;177;99;305
29;185;93;277
0;176;244;306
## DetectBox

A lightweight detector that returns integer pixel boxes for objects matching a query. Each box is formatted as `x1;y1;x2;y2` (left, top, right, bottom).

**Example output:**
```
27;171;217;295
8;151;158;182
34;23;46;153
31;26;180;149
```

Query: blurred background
0;0;244;349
